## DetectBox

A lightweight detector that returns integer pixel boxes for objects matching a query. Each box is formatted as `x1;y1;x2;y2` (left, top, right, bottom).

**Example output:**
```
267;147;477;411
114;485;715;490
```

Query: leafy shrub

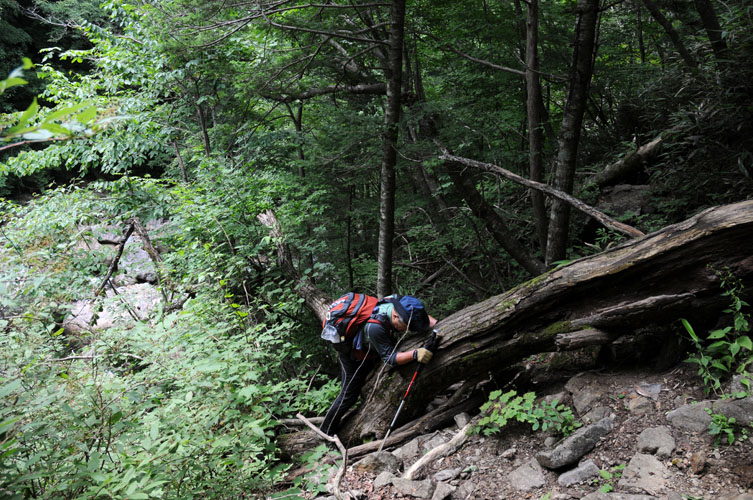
681;268;752;396
473;390;580;437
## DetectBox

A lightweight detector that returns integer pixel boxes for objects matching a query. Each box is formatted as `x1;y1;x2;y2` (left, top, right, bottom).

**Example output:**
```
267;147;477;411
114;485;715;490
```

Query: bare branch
436;144;645;239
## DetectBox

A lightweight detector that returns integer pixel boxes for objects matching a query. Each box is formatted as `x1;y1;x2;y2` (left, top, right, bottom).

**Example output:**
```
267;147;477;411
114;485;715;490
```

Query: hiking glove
413;348;433;364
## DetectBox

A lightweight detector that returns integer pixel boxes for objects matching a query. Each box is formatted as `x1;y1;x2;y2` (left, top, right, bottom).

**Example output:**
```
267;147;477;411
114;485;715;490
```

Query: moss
541;321;574;336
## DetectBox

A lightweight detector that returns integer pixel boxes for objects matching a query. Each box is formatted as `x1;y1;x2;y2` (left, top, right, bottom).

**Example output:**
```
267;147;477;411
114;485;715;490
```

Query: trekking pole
377;330;440;453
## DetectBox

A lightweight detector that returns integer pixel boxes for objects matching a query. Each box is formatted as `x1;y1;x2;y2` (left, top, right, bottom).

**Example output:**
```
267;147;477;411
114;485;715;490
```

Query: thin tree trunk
526;0;548;253
642;0;698;69
545;0;600;266
446;163;546;276
377;0;406;297
693;0;728;63
636;0;646;64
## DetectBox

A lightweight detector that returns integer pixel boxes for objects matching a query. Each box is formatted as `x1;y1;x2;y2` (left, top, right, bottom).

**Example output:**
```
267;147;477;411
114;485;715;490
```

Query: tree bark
545;0;600;266
642;0;697;69
376;0;406;297
445;163;546;276
337;200;753;442
525;0;548;254
693;0;729;63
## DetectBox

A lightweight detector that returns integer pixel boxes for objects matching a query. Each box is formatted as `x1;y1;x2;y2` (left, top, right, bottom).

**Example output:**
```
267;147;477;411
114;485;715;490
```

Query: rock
451;480;475;499
637;427;675;458
431;481;456;500
583;406;613;424
617;453;667;494
713;396;753;426
666;401;713;432
581;493;657;499
392;478;435;498
433;467;462;482
545;436;559;448
374;471;395;489
536;417;613;469
634;382;662;400
573;389;602;415
557;460;600;486
544;392;568;405
422;433;448;453
690;450;706;475
627;396;653;414
508;459;546;491
500;447;516;459
454;412;470;429
730;374;752;395
394;438;421;463
352;452;401;475
63;283;162;334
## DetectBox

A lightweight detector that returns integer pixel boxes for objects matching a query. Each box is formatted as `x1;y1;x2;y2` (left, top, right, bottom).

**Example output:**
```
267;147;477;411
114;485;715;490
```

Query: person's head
389;295;437;333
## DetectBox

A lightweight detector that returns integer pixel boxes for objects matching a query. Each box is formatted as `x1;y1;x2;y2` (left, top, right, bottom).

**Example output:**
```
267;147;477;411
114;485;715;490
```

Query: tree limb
295;413;348;500
436;146;645;239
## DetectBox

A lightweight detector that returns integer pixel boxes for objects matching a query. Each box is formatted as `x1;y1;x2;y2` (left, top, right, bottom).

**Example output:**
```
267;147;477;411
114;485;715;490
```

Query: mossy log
336;200;753;444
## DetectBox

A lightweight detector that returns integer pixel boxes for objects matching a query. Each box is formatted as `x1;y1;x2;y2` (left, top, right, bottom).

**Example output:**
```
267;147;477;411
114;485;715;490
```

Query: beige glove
413;348;433;364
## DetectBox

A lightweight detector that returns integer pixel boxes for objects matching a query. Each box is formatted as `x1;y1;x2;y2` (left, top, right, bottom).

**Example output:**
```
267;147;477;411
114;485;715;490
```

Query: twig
295;413;348;500
94;222;134;297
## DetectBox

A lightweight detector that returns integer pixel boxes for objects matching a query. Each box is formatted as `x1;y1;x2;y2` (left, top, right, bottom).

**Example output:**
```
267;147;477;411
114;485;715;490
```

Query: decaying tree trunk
337;200;753;443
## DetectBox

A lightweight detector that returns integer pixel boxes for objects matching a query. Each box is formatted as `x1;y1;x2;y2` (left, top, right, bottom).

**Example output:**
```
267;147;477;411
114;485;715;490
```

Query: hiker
320;294;438;436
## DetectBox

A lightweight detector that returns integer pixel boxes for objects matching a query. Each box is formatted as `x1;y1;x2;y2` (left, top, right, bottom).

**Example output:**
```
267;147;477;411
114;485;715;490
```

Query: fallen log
337;200;753;442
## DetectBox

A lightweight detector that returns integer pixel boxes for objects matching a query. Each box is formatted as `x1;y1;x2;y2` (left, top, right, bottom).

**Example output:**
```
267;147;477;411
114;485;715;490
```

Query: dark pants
320;350;375;436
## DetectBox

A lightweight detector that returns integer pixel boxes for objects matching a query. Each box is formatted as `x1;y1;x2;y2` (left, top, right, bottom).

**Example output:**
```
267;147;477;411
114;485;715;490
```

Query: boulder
557;460;600;486
391;478;435;498
637;427;675;458
352;452;401;475
617;453;667;495
666;401;713;432
508;459;546;491
536;417;613;469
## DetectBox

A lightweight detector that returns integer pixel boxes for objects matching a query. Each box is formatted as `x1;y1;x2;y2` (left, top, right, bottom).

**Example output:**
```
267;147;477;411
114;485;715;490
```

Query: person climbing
319;294;438;436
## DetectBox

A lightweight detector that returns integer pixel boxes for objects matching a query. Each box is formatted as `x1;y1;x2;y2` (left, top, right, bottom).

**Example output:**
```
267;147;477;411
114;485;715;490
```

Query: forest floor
333;362;753;500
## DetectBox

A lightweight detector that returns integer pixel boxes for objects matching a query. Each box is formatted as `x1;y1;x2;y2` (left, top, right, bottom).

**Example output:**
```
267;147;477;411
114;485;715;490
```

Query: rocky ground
309;362;753;500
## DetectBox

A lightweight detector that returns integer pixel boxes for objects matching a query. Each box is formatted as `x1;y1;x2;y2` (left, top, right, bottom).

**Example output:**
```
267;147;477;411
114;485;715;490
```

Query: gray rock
634;382;662;400
583;406;613;424
617;453;667;494
392;478;435;498
544;392;568;405
451;480;475;499
454;412;470;429
352;452;401;475
713;396;753;426
730;374;752;395
536;417;613;469
431;481;456;500
580;493;658;500
545;436;559;448
557;460;600;486
422;433;448;453
63;283;162;334
374;471;395;489
394;438;421;463
508;459;546;491
573;389;602;415
666;401;713;432
433;467;462;482
627;396;653;414
637;427;675;458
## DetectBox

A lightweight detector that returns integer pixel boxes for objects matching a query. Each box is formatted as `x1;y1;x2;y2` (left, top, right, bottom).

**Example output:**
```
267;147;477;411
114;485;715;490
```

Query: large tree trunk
338;200;753;443
376;0;406;297
545;0;600;265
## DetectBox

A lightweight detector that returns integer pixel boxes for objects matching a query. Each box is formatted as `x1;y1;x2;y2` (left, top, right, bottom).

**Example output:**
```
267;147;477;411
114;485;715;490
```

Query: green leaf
6;98;39;134
736;336;752;350
681;319;699;342
708;328;730;340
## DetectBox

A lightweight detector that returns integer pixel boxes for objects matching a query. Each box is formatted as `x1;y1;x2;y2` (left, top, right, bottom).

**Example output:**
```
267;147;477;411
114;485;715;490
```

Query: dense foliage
1;0;752;497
